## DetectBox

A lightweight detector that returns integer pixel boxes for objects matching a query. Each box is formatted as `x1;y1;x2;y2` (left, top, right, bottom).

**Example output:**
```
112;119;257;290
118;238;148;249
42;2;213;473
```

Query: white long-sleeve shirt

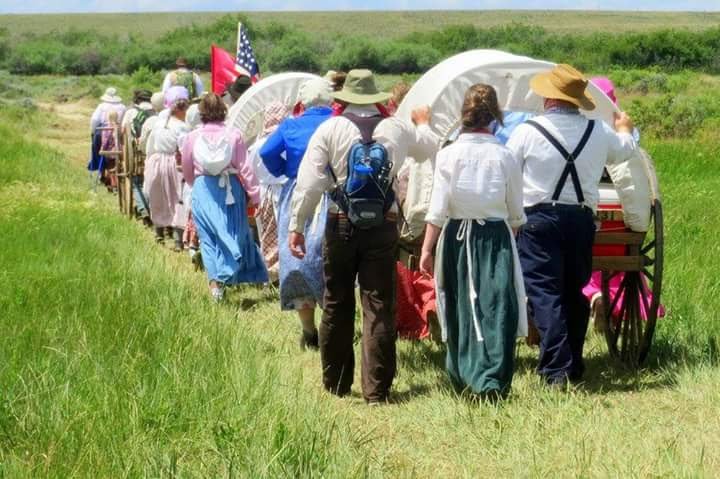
90;102;126;133
145;116;190;156
247;136;288;187
289;106;439;233
161;68;204;96
506;112;637;212
426;133;526;229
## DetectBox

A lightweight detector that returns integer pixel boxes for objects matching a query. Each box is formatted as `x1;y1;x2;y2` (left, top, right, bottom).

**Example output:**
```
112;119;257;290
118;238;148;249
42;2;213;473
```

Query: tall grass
1;102;719;476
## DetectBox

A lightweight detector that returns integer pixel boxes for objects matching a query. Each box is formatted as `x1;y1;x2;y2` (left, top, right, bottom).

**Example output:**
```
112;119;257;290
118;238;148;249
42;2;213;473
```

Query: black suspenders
526;119;595;204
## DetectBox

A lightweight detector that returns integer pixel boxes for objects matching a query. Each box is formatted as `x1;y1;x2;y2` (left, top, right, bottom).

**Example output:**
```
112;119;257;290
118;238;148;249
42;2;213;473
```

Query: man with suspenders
507;64;637;387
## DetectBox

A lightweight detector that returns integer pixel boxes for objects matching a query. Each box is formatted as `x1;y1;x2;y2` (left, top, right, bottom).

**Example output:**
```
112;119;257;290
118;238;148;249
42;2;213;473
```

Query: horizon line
3;8;720;15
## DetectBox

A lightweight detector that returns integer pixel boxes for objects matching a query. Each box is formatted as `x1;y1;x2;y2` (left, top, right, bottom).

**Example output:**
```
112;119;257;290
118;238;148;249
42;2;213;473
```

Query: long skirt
436;219;524;395
255;184;283;282
144;153;183;228
277;179;327;311
191;175;268;285
88;130;115;188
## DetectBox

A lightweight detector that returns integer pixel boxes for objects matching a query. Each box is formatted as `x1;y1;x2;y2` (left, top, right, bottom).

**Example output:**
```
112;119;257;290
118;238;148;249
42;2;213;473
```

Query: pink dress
144;116;189;228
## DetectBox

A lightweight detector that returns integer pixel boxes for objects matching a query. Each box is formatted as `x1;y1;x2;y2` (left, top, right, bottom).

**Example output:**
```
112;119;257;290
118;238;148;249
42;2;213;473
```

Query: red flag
211;44;243;95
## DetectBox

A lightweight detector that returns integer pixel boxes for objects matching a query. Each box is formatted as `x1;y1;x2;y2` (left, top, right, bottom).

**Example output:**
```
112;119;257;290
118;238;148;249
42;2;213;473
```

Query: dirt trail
37;99;96;168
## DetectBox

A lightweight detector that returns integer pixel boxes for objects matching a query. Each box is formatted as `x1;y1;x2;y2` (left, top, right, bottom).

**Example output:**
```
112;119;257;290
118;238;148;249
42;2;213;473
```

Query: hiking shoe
300;329;319;351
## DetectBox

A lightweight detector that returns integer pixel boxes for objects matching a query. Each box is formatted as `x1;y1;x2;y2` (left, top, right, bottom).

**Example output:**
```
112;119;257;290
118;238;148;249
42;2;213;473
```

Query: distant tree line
1;14;719;76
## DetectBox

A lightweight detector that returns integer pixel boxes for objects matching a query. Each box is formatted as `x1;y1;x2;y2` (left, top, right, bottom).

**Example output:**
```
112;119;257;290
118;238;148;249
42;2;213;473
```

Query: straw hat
100;87;122;103
332;69;391;105
530;64;596;111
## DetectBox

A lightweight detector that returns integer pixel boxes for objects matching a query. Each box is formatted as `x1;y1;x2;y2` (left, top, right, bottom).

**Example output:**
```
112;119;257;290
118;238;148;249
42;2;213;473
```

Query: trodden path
37;99;96;168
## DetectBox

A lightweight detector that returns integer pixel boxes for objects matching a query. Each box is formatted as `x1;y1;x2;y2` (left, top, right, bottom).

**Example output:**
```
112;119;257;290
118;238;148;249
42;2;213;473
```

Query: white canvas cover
396;49;659;233
226;72;322;147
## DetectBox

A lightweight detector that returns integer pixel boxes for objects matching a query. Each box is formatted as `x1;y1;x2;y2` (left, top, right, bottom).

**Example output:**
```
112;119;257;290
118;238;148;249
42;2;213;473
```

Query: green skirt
440;219;519;395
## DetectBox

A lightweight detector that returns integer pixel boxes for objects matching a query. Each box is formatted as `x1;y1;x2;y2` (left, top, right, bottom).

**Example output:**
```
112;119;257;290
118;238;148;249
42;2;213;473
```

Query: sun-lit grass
1;81;719;476
2;10;720;41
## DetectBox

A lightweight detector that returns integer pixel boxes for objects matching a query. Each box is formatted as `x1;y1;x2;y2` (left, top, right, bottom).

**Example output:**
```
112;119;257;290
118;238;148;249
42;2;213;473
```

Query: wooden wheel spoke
641;240;656;255
642;268;654;282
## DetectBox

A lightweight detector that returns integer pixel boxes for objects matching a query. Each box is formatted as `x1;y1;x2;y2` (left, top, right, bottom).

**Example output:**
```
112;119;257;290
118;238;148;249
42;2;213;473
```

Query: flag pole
236;22;243;60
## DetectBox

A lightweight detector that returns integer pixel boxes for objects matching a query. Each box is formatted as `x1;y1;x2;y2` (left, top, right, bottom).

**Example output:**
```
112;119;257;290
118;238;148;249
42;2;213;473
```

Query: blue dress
191;175;268;285
260;107;333;310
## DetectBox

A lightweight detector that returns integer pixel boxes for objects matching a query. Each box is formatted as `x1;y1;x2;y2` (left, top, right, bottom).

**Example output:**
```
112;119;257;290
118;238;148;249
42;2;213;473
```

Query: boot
299;329;319;351
154;227;165;244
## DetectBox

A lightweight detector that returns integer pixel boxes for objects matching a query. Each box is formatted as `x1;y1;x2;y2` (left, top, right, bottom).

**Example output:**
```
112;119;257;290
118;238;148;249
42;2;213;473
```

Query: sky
1;0;718;14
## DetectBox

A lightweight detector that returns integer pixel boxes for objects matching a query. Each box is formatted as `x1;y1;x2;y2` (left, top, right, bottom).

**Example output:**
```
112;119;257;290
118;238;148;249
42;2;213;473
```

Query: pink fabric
144;153;184;228
165;86;189;108
583;271;666;321
263;102;290;136
181;122;260;206
590;77;617;105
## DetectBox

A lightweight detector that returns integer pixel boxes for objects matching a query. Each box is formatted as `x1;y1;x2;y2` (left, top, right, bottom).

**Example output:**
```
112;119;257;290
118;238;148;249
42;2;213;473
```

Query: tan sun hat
530;64;596;111
100;87;122;103
332;69;391;105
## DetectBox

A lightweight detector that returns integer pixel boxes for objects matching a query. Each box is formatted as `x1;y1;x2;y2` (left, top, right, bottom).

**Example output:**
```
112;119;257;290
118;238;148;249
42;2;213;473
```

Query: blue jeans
131;176;149;218
517;205;595;383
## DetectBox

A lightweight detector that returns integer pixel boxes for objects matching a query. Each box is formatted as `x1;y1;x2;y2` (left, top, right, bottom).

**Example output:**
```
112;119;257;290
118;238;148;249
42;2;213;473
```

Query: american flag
236;23;260;83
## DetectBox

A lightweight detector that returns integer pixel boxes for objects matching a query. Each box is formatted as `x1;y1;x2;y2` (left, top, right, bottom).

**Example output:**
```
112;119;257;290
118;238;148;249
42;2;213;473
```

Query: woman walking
419;84;528;400
181;93;267;301
144;86;191;248
260;78;333;350
247;102;290;283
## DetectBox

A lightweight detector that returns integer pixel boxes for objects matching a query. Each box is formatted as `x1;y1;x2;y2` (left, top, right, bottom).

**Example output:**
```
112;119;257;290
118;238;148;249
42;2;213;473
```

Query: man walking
162;57;204;100
288;69;437;404
507;64;636;387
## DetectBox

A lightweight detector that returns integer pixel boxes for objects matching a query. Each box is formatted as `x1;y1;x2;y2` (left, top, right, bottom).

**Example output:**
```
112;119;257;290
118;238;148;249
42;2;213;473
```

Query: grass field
0;65;719;476
2;10;720;40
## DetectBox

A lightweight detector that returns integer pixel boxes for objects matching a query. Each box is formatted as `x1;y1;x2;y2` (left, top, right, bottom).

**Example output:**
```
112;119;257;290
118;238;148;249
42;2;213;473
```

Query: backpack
328;114;395;230
131;108;155;139
193;132;233;176
175;70;197;99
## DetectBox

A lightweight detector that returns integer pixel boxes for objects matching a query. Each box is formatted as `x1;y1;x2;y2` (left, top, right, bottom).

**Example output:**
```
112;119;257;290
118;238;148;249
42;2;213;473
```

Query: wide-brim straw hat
332;69;391;105
101;87;122;103
530;64;596;111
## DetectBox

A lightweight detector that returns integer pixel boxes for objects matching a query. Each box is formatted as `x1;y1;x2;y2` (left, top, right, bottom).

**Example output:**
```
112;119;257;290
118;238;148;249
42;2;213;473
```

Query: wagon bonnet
226;72;322;147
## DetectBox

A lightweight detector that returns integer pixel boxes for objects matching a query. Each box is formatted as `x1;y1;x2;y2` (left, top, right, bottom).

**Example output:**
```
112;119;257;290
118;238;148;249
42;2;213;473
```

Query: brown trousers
320;215;398;402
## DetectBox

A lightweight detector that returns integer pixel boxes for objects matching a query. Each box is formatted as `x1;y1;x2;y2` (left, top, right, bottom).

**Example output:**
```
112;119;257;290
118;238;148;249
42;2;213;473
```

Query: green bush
627;92;720;138
265;33;321;73
3;15;720;77
377;42;441;74
325;37;382;72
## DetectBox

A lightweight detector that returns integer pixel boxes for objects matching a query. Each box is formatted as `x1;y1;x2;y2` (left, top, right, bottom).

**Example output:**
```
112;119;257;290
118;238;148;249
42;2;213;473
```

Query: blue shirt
493;111;534;144
260;106;333;180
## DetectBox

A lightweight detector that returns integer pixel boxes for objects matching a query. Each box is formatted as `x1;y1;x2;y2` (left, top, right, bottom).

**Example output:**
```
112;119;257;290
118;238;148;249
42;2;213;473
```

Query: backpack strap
344;113;384;145
326;113;385;184
526;119;595;204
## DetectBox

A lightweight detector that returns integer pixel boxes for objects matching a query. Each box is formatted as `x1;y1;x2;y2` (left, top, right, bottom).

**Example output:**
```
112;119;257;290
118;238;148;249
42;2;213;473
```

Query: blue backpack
328;114;395;230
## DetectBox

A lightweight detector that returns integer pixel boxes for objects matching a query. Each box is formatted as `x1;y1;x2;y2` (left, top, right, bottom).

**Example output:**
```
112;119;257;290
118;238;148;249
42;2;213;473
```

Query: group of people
89;58;638;405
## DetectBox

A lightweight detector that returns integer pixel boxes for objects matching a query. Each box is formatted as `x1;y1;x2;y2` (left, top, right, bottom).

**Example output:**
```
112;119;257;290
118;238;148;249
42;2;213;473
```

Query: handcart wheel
602;199;663;366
